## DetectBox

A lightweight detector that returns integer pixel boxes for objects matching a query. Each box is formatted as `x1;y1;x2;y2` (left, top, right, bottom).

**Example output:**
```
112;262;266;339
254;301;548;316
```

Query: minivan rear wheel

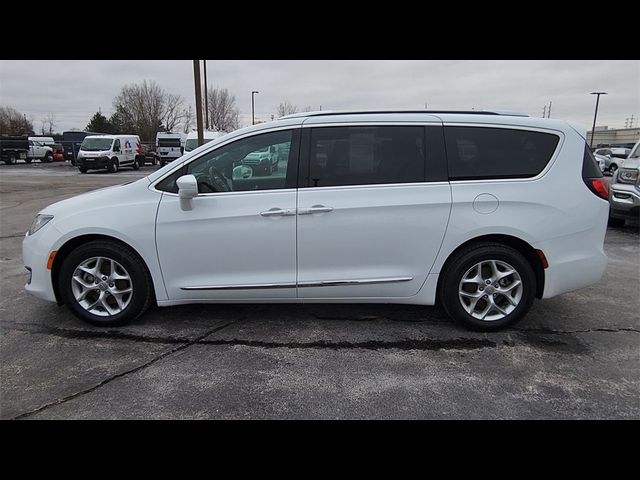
439;243;536;331
59;240;153;327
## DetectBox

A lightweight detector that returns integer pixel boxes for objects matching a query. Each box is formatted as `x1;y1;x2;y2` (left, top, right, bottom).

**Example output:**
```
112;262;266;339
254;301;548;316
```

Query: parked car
0;136;29;164
76;135;143;173
138;144;160;166
26;139;54;163
156;132;186;166
608;140;640;227
52;143;65;161
594;147;631;175
240;144;279;175
23;110;609;331
594;153;608;173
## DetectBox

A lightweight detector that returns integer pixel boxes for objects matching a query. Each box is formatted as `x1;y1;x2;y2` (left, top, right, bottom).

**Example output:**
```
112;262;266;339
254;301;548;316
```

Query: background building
586;127;640;148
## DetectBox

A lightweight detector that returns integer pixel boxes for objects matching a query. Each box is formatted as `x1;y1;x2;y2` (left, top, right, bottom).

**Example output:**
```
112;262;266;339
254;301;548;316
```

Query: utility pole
542;105;546;118
203;60;209;130
193;60;204;147
547;101;552;118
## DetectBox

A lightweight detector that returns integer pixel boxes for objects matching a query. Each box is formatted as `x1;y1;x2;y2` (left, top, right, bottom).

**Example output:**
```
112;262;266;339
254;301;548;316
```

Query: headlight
28;214;54;236
617;168;639;185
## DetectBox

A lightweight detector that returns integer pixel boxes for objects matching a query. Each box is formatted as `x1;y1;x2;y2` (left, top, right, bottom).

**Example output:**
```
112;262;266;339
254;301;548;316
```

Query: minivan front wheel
109;158;119;173
439;243;535;331
59;241;153;327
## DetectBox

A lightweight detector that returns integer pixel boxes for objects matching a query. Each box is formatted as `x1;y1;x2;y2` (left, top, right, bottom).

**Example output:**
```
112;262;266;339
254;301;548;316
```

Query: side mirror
177;174;199;199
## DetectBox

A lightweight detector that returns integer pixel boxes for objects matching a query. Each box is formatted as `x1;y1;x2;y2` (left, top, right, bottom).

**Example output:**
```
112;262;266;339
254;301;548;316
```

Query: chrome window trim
181;276;413;291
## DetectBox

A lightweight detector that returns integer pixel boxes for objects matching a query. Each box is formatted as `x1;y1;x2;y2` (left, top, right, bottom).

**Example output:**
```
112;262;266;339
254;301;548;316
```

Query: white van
24;110;610;331
76;134;143;173
156;132;187;166
184;130;227;154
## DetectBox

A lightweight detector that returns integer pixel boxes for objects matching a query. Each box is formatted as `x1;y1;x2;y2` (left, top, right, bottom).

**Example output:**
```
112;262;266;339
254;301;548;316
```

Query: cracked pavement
1;162;639;419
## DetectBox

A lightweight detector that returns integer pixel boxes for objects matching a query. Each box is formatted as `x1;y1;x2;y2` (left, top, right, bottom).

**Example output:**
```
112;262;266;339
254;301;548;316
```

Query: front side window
307;126;426;187
445;126;560;180
156;129;297;194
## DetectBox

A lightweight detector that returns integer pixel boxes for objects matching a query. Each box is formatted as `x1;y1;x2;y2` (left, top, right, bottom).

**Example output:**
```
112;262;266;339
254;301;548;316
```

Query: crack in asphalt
0;234;26;239
9;320;238;420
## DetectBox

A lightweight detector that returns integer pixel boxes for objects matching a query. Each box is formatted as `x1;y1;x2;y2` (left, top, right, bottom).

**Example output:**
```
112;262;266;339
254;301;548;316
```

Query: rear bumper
538;203;609;299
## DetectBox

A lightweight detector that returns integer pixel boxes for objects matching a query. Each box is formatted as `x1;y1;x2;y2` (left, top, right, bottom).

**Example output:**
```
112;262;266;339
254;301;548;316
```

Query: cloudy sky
1;60;638;132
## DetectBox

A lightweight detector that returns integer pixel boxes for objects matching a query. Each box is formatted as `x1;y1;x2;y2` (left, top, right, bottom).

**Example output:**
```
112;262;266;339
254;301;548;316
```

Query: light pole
589;91;607;149
251;90;259;125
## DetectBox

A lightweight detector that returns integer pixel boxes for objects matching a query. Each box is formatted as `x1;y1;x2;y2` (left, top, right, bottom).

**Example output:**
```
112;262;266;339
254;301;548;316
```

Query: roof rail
279;109;529;120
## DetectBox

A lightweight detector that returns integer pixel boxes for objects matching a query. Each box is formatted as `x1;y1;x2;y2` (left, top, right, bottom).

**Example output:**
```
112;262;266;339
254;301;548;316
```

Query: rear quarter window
444;126;560;180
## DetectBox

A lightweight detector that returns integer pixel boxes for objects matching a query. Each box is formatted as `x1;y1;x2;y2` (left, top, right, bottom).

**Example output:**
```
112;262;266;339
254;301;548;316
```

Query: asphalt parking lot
1;161;638;419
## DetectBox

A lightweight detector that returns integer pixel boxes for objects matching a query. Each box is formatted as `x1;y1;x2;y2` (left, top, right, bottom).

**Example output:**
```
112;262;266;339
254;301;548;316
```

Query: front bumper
22;224;59;303
76;156;109;169
610;183;640;220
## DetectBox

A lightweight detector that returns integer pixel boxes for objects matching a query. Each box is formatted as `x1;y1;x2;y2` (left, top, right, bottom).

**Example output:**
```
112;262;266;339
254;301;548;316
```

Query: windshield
184;138;214;152
81;137;113;151
629;143;640;159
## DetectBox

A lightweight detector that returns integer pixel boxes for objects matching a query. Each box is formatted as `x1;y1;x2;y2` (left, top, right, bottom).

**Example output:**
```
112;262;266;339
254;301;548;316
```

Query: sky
1;60;638;133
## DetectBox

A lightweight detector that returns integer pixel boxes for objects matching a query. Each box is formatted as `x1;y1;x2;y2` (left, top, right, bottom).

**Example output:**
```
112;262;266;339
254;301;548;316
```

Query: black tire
608;215;625;227
438;242;536;331
25;157;33;164
609;164;618;175
132;158;140;170
9;155;17;165
58;240;153;327
45;153;54;163
79;167;88;173
152;156;158;165
109;158;119;173
160;160;166;167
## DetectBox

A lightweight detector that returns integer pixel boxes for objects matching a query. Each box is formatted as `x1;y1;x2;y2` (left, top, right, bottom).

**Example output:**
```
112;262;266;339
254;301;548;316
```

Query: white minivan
23;111;609;331
76;134;143;173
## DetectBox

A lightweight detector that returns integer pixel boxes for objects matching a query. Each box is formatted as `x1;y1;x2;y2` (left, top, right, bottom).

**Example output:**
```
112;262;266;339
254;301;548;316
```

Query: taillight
589;178;609;200
582;144;608;200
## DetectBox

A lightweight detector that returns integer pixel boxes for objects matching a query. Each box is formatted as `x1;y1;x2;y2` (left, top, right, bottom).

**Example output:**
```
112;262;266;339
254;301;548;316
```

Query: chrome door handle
260;208;295;217
298;205;334;215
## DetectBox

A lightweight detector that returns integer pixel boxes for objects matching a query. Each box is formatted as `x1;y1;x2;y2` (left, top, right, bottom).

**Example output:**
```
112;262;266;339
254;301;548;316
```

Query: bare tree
0;106;35;135
277;101;298;117
163;93;184;132
301;106;312;112
181;105;194;133
112;80;185;140
40;112;56;135
206;87;240;132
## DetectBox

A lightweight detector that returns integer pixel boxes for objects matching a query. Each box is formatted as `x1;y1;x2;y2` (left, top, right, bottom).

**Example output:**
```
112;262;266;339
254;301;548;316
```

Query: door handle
260;208;295;217
298;205;334;215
